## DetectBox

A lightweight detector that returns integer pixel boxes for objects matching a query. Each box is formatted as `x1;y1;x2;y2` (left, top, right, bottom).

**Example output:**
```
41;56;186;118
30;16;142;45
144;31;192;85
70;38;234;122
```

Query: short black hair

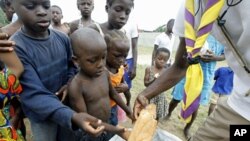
156;48;170;56
106;0;134;7
51;5;62;13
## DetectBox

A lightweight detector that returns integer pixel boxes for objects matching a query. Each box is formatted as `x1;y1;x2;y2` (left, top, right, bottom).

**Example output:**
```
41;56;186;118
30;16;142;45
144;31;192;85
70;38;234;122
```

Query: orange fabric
109;66;124;107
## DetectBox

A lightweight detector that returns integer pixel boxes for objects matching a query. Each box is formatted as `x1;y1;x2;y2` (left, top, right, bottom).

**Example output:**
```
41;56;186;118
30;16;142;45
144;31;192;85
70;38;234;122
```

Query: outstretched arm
134;37;188;118
108;74;133;119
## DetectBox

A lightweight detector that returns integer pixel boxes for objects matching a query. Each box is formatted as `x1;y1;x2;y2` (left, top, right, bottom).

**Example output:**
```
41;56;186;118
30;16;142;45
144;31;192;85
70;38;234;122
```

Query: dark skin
134;36;225;118
165;48;225;139
69;0;94;34
69;28;130;139
51;6;70;35
129;36;138;80
89;0;133;34
105;31;132;107
11;0;104;136
133;37;188;119
151;19;175;66
144;51;170;87
0;32;24;134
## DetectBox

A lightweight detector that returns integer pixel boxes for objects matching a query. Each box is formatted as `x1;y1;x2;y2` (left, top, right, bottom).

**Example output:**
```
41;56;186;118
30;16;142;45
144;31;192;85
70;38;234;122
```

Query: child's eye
114;7;122;12
43;2;50;9
88;59;96;63
25;4;35;9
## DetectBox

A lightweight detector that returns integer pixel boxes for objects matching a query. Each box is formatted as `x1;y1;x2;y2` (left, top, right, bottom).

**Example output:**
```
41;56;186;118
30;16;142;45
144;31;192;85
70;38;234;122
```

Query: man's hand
0;33;14;52
72;113;105;137
133;94;149;119
56;85;67;102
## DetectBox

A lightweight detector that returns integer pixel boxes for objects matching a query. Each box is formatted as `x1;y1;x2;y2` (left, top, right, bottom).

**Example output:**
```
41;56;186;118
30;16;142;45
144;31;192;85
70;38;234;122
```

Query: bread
128;104;157;141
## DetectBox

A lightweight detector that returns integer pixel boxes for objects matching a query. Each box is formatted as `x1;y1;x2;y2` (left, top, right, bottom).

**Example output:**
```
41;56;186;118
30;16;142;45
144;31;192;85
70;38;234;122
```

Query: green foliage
0;8;9;27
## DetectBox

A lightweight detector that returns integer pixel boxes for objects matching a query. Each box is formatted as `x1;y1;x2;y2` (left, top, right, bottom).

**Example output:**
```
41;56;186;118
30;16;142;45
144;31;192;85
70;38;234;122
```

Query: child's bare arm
0;33;24;78
68;78;87;113
108;75;134;120
68;78;105;136
144;67;155;87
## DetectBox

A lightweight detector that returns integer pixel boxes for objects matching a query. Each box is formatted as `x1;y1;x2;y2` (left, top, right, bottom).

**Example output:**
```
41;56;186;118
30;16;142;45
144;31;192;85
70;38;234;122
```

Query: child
68;28;131;140
10;0;104;140
144;48;170;120
89;0;134;35
0;32;24;140
51;5;70;35
104;30;132;125
69;0;95;33
208;67;234;115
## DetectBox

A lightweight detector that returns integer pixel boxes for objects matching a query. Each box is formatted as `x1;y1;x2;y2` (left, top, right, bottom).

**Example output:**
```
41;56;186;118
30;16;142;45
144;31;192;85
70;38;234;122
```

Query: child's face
13;0;51;33
106;0;133;29
77;0;94;17
155;51;170;68
76;43;107;77
51;6;62;23
106;39;129;69
2;0;15;21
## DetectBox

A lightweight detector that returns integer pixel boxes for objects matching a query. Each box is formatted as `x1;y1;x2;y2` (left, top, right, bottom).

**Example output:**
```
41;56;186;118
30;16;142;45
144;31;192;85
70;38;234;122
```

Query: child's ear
72;56;79;68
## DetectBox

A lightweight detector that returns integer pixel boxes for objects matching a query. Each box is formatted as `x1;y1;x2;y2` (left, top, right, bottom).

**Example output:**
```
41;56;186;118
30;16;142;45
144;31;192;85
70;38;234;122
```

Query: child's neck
154;65;164;74
22;26;49;39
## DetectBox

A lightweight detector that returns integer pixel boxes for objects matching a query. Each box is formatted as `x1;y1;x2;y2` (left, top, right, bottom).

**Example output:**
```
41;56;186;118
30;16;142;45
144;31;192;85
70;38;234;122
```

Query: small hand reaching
72;112;105;137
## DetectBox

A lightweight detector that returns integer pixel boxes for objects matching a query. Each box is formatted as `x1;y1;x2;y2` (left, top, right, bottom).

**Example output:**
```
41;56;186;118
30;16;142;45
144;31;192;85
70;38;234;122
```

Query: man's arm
134;37;188;118
143;37;188;99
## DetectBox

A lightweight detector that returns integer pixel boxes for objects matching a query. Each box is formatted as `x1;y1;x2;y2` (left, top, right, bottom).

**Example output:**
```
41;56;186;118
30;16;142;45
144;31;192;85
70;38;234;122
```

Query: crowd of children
0;0;241;141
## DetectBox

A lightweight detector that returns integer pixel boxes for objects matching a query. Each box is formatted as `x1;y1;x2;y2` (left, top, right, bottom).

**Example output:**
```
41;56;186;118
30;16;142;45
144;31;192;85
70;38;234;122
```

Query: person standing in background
51;5;70;35
69;0;95;34
151;19;175;66
123;20;139;90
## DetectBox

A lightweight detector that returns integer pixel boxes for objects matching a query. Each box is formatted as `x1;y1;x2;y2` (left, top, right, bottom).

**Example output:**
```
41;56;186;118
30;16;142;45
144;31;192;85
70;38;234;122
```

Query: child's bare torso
78;71;111;122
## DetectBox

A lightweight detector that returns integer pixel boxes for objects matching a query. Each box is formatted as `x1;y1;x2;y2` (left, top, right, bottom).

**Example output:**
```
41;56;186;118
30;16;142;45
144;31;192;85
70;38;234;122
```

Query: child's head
70;28;107;77
105;30;129;70
166;19;175;34
51;5;63;24
0;0;15;21
12;0;51;33
105;0;134;29
77;0;94;18
154;48;170;68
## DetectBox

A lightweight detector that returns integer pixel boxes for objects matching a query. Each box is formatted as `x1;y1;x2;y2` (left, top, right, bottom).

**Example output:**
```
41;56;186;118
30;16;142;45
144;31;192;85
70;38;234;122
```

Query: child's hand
72;112;105;137
55;85;68;102
115;83;129;93
0;33;14;52
117;126;131;140
126;107;136;123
